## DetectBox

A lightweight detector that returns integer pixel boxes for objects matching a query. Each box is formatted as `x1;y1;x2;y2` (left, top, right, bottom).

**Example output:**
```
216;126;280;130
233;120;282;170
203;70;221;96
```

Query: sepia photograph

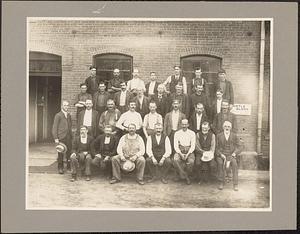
26;18;272;210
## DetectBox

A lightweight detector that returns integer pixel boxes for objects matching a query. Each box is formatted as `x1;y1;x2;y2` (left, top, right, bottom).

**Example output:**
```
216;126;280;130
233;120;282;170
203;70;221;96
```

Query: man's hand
104;156;110;161
220;154;226;160
130;155;137;162
151;157;158;165
158;157;165;166
83;151;88;156
54;139;59;144
71;153;76;157
95;154;102;159
120;155;126;162
231;153;236;158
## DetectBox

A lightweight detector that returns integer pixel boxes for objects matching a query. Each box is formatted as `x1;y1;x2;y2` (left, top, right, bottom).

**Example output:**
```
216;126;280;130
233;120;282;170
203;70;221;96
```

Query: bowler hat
121;159;135;172
55;142;67;154
201;151;214;162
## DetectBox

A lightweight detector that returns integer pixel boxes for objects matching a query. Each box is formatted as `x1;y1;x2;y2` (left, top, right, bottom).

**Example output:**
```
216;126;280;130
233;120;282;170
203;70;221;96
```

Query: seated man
146;123;172;184
173;119;196;185
70;125;94;182
110;124;146;185
90;125;118;180
194;122;216;185
216;121;242;191
143;101;163;139
98;99;121;137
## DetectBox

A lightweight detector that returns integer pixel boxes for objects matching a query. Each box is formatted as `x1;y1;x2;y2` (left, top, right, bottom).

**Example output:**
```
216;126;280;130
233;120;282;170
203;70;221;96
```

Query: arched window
181;54;222;103
93;53;133;85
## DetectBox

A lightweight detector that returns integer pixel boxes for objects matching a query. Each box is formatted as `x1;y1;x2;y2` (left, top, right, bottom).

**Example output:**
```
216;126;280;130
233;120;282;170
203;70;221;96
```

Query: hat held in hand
55;142;67;154
201;151;214;162
121;159;135;172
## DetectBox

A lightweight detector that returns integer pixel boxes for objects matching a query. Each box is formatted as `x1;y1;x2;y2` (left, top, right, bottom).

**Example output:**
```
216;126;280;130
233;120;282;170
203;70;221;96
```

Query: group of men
52;65;242;191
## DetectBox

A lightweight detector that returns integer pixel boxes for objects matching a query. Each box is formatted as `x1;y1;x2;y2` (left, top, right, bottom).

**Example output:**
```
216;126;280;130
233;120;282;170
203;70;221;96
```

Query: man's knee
146;157;152;164
164;157;172;165
136;156;145;164
173;153;181;162
86;154;92;160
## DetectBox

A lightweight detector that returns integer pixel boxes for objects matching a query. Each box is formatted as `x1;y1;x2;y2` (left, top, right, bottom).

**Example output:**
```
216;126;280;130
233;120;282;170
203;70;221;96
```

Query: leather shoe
147;177;157;183
218;182;224;190
70;174;76;182
58;168;64;174
109;178;120;184
186;177;191;185
233;185;239;191
137;180;145;185
161;178;168;184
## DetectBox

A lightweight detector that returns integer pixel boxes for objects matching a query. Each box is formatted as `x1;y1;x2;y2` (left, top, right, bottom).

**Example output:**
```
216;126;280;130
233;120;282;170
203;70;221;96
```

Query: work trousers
173;153;195;179
216;156;238;185
70;153;92;176
111;155;145;181
146;157;172;179
57;135;72;170
195;154;217;182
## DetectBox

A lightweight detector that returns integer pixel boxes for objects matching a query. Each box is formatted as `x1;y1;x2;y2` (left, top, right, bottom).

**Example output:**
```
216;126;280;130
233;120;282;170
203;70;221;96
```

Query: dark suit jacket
168;93;190;118
133;96;151;119
190;92;209;117
85;76;99;95
150;94;169;118
113;90;132;111
216;80;234;105
212;111;237;135
92;91;110;111
145;81;160;97
77;109;99;138
163;111;186;136
52;111;72;140
216;132;242;157
71;135;94;154
189;112;209;132
90;134;118;157
210;98;223;121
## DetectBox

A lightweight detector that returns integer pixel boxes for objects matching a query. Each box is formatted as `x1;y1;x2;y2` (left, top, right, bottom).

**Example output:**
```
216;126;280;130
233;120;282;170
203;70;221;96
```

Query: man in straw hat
110;123;146;185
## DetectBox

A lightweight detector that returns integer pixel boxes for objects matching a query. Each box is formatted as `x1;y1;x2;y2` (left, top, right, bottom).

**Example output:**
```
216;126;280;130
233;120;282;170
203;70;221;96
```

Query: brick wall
29;20;270;153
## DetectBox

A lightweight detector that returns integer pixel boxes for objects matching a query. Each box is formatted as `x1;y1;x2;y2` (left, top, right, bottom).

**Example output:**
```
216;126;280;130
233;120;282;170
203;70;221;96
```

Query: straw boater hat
201;151;214;162
121;159;135;172
55;142;67;154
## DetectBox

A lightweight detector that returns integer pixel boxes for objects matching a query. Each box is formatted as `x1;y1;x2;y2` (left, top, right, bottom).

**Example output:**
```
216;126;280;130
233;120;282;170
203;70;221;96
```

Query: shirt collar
61;110;68;116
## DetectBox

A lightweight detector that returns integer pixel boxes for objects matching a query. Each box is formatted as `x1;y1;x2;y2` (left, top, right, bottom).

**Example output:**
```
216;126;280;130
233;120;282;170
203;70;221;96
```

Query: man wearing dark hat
110;123;146;185
52;100;73;174
85;66;99;95
74;83;92;119
215;68;234;109
70;125;94;182
77;99;98;138
91;125;118;180
107;68;123;95
163;65;187;94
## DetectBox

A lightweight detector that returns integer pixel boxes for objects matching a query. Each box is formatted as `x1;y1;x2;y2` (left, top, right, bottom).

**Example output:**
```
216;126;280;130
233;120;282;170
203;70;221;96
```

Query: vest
151;134;166;159
198;131;213;151
169;75;183;93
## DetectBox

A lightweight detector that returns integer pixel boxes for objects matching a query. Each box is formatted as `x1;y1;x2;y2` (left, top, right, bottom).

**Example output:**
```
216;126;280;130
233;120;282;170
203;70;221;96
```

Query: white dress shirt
116;110;143;130
104;136;111;144
224;131;230;141
119;90;127;106
127;78;146;91
62;110;68;118
143;112;163;130
83;109;92;127
171;110;180;131
148;81;156;95
80;135;87;144
146;134;171;158
196;113;203;131
217;99;222;114
174;129;196;155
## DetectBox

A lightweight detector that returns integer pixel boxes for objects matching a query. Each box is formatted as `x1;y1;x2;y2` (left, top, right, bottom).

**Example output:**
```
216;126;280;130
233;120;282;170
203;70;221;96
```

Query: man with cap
163;65;187;94
145;72;160;98
77;99;98;138
215;68;234;109
210;88;224;122
91;125;118;180
107;68;123;95
74;83;92;119
192;68;206;93
85;66;99;95
93;81;110;117
190;84;209;117
69;125;94;182
146;123;172;184
189;102;209;133
212;100;237;135
168;82;190;119
127;68;146;96
143;101;163;139
98;99;121;137
173;119;196;185
194;121;216;185
116;100;143;136
150;84;169;118
216;121;242;191
52;100;73;174
110;123;146;185
132;88;151;119
113;80;132;114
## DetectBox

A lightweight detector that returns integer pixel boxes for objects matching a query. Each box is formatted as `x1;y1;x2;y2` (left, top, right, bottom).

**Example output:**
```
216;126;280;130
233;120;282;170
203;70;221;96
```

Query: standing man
85;66;99;96
133;88;151;119
91;125;118;180
168;82;190;118
145;72;160;97
98;99;121;137
150;84;169;118
189;103;209;133
116;100;143;136
163;65;187;94
190;84;209;117
77;99;98;138
69;126;94;182
192;68;206;93
107;68;123;95
110;124;146;185
216;68;234;109
127;68;146;96
194;122;216;185
74;83;92;119
143;101;163;139
93;82;110;117
114;80;132;114
146;123;172;184
210;89;224;122
163;99;186;150
173;119;196;185
216;121;242;191
52;100;73;174
212;100;237;134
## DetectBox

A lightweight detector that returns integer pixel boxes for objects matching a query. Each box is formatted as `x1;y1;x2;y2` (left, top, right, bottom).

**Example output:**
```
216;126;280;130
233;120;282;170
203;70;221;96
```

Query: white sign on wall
231;104;252;115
